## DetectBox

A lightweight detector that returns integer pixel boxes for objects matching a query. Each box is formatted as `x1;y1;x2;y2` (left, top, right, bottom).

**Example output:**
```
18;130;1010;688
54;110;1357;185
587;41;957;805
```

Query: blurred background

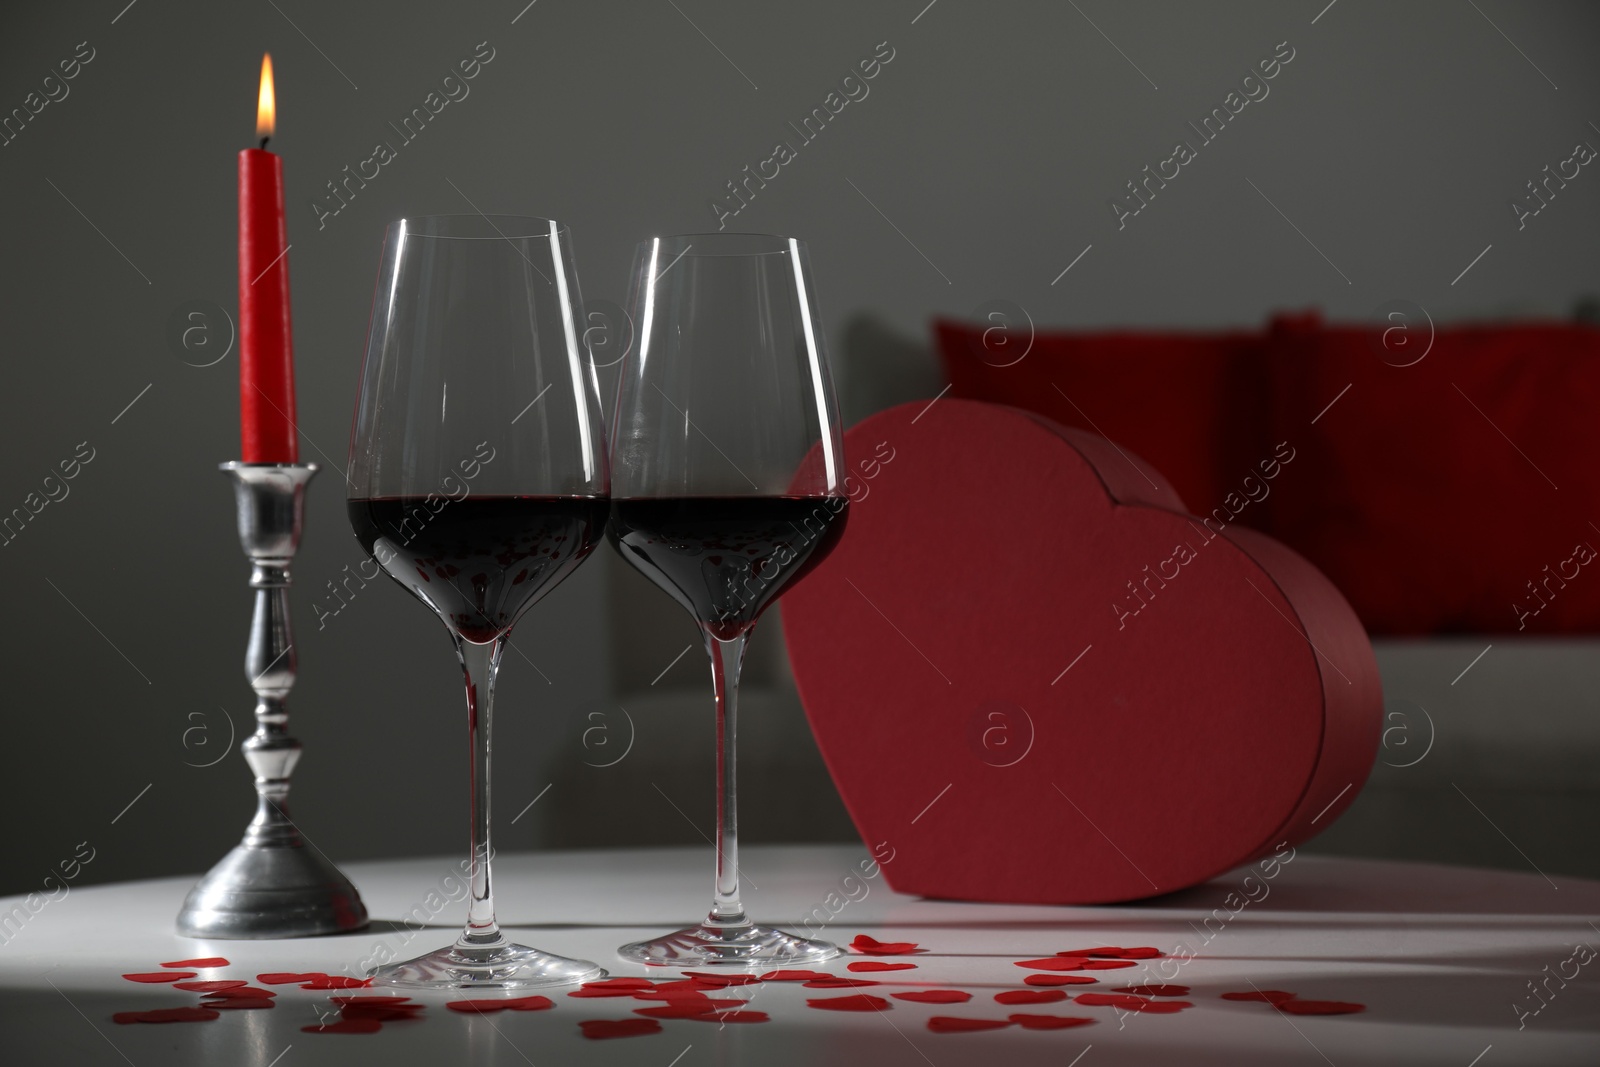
2;0;1598;896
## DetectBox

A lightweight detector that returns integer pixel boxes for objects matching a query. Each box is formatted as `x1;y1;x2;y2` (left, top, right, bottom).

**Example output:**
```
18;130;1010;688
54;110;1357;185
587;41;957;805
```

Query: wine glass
347;214;609;989
610;233;849;966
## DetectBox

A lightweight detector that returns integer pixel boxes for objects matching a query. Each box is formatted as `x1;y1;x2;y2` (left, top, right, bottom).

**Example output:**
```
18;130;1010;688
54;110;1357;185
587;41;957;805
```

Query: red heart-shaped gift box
784;399;1381;904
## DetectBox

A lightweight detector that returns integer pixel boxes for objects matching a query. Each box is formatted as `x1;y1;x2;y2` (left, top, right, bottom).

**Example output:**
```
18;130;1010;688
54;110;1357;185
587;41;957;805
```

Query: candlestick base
177;842;366;939
176;461;368;940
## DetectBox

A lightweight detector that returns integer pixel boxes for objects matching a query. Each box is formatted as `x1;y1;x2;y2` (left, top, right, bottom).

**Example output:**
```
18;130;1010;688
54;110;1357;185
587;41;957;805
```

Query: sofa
544;311;1600;884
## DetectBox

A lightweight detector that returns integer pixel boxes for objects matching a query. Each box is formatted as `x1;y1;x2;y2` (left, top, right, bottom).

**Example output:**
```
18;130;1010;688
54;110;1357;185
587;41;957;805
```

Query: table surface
2;844;1597;1065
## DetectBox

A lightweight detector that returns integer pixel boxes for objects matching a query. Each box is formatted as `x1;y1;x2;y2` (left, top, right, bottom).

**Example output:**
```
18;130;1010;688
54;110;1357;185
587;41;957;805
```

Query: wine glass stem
456;635;507;951
706;630;749;928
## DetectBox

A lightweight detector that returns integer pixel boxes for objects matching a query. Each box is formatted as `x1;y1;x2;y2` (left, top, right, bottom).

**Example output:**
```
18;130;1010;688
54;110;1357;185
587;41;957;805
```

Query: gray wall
2;0;1598;894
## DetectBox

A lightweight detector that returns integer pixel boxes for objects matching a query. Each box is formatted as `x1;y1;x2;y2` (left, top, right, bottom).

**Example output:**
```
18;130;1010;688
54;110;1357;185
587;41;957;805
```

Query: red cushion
936;319;1266;523
1266;312;1600;635
937;312;1600;635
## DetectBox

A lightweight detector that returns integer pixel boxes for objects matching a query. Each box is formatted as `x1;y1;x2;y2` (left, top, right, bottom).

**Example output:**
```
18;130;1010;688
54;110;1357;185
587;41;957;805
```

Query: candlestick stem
242;554;300;849
176;462;367;939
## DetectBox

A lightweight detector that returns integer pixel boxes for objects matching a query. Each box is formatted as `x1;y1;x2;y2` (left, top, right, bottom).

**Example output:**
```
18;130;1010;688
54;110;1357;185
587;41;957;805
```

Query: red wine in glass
350;495;608;643
609;496;848;639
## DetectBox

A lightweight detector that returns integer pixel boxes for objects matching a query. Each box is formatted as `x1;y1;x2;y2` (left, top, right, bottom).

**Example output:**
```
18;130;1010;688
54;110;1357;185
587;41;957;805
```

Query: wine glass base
619;923;840;968
368;942;605;990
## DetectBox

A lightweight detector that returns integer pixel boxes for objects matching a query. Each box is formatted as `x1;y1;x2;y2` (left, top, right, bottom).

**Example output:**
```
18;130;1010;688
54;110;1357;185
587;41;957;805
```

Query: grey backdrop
2;0;1598;895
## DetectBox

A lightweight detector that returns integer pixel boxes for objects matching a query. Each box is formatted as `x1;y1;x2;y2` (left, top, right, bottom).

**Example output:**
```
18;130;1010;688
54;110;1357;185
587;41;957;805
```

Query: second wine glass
610;233;849;967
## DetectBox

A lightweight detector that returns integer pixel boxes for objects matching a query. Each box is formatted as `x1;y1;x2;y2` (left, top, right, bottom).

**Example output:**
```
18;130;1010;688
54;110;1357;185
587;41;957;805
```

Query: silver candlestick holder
176;461;368;939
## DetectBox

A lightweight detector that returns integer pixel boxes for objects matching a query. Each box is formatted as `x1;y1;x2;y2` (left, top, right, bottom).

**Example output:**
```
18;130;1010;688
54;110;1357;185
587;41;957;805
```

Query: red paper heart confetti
1128;1000;1192;1014
446;1001;500;1015
1075;993;1153;1009
802;977;881;988
1081;960;1138;970
122;972;196;983
172;980;248;993
569;986;644;998
1025;974;1098;987
1008;1013;1096;1030
807;994;891;1012
758;969;836;982
579;1018;663;1040
339;1009;420;1023
849;961;917;972
1277;999;1366;1016
204;997;276;1011
113;1006;221;1024
631;979;733;998
1059;946;1163;960
301;975;371;990
201;986;276;1000
664;997;742;1009
445;995;554;1014
333;998;425;1022
1075;992;1192;1014
303;1017;383;1035
995;989;1067;1005
502;996;555;1012
891;990;971;1004
1221;990;1297;1004
633;1002;734;1019
345;1004;419;1023
1015;958;1090;972
849;934;923;955
161;957;230;969
1114;984;1191;997
926;1016;1012;1033
1218;989;1363;1014
583;978;656;990
296;993;422;1033
690;1010;769;1024
680;972;764;986
258;972;326;985
342;1003;421;1014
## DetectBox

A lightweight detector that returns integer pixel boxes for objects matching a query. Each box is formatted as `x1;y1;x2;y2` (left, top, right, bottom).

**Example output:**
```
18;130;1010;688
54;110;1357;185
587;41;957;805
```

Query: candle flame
256;54;275;140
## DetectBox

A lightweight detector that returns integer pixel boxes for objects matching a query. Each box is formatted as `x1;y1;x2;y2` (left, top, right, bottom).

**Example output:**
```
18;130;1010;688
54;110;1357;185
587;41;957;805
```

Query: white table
2;845;1596;1065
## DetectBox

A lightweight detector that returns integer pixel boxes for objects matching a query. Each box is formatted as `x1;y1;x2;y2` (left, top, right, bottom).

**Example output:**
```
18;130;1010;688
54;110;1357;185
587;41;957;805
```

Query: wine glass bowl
347;214;608;989
610;233;848;967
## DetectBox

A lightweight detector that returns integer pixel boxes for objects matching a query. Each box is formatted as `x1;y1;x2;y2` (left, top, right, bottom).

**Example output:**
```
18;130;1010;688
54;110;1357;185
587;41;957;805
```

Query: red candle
238;53;298;464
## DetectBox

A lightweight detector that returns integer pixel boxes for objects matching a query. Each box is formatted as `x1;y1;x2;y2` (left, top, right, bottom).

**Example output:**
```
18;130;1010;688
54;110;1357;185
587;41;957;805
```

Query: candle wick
259;136;270;150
